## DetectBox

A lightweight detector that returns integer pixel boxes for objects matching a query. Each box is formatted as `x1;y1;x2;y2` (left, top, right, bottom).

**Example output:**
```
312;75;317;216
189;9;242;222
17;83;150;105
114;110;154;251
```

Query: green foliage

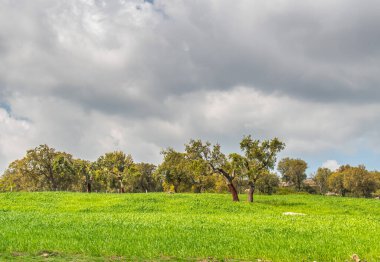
239;135;284;201
0;147;162;194
0;193;379;261
156;147;223;193
324;165;379;197
240;135;285;180
2;143;380;199
0;159;30;192
185;139;233;176
184;136;285;201
313;167;332;194
156;148;193;193
239;135;285;182
92;151;136;193
72;159;92;192
184;139;240;200
256;172;280;194
134;162;160;192
342;166;377;197
278;158;308;191
0;145;77;191
276;187;298;195
373;189;380;198
328;171;346;196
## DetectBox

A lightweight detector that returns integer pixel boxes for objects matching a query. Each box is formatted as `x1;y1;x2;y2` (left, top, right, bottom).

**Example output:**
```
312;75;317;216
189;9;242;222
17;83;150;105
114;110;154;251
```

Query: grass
0;193;379;261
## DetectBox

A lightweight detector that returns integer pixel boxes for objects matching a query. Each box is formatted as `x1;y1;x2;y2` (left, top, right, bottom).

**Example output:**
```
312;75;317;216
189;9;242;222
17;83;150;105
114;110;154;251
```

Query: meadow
0;193;379;261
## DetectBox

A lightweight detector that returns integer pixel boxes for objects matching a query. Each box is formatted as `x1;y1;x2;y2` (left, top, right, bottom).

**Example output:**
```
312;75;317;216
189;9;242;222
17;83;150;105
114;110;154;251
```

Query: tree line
1;135;379;201
313;165;380;198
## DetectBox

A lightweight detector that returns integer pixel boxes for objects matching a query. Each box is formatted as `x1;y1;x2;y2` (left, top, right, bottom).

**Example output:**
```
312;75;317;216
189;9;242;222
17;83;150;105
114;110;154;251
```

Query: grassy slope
0;193;379;261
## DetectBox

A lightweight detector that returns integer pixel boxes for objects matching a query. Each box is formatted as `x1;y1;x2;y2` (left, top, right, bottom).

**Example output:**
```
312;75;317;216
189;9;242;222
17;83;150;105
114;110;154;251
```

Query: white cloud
0;108;34;169
322;160;340;172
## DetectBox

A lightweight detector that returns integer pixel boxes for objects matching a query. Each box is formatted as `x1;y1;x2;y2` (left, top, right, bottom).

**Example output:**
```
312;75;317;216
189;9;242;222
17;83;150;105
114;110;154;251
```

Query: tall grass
0;193;379;261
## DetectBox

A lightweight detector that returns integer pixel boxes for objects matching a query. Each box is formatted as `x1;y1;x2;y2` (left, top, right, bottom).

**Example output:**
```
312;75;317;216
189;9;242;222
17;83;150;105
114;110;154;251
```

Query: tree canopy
1;138;380;200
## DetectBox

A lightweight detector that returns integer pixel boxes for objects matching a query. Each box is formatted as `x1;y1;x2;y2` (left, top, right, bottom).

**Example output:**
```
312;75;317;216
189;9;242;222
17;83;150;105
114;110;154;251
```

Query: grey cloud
1;0;380;173
3;0;380;107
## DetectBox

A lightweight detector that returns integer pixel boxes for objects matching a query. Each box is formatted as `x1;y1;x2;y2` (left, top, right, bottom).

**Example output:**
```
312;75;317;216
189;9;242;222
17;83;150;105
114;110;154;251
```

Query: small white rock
283;212;306;216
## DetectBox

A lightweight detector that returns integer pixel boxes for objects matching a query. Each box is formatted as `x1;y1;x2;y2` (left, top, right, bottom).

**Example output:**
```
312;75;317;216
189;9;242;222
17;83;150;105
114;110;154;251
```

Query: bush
276;187;297;195
372;190;380;198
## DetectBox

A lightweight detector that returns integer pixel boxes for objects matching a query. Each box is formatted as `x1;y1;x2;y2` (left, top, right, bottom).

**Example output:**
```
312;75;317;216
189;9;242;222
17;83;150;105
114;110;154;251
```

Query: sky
1;0;380;175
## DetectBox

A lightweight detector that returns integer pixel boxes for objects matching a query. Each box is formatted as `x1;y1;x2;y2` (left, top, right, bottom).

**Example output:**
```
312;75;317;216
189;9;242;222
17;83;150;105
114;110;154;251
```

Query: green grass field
0;193;379;261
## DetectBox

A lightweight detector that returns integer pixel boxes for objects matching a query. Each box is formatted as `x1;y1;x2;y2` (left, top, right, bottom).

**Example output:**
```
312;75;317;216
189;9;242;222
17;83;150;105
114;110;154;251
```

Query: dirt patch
38;250;60;258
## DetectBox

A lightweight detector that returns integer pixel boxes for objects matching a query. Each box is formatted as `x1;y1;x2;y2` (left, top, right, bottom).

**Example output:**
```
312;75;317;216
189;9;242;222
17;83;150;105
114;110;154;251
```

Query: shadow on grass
1;252;256;262
256;199;306;207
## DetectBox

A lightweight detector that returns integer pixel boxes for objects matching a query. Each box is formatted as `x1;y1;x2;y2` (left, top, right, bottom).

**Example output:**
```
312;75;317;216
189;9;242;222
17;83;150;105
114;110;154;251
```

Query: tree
371;171;380;191
133;163;160;192
342;165;377;198
27;145;60;190
156;148;193;193
313;167;332;194
256;172;280;195
185;140;240;201
93;151;136;193
328;172;346;196
278;158;307;191
26;145;76;191
326;165;378;198
0;158;35;191
52;153;77;190
240;135;285;202
72;159;92;192
185;156;214;193
0;145;77;191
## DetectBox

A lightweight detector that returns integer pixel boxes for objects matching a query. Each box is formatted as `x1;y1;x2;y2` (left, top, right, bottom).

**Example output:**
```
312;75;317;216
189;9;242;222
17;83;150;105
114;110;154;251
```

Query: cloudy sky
1;0;380;174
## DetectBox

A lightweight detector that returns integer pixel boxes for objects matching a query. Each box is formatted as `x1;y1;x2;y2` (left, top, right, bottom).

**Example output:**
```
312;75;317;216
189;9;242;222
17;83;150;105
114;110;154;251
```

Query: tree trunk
212;166;239;202
49;175;58;191
118;175;125;193
51;182;58;191
86;175;93;193
247;182;255;202
227;183;239;201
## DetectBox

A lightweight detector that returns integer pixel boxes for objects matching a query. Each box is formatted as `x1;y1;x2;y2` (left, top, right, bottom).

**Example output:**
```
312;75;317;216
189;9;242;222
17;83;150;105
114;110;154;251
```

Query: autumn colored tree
313;167;332;194
328;172;346;196
342;165;377;197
